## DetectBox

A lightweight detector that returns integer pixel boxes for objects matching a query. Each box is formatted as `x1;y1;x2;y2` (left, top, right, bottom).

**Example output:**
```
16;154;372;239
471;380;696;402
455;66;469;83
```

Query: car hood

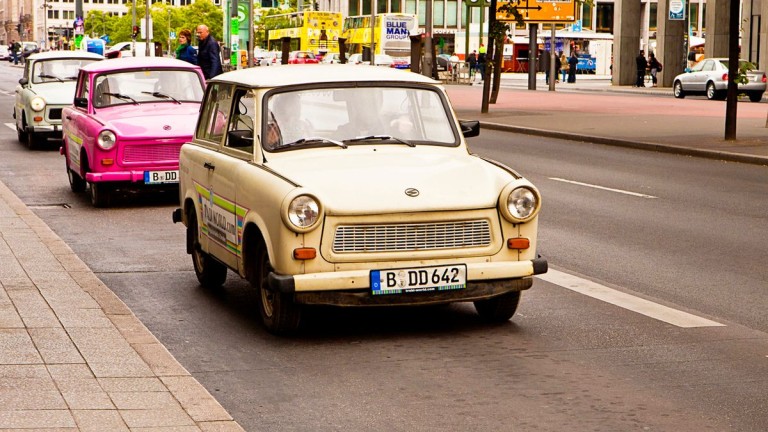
99;103;200;138
31;82;77;105
265;147;514;214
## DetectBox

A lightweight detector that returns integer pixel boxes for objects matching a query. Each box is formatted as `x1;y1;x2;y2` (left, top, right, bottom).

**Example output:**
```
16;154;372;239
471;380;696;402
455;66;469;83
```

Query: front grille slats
48;108;62;120
333;220;491;253
123;143;182;164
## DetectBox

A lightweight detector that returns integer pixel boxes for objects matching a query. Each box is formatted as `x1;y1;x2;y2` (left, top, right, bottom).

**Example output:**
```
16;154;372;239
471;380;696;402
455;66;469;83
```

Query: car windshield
263;86;457;151
32;58;99;83
92;69;204;108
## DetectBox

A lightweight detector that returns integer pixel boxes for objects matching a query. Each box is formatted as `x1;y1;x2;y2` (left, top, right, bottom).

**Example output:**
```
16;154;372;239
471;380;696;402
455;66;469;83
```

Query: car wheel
673;81;685;98
748;92;763;103
26;131;42;150
706;82;723;100
187;208;228;289
254;246;301;335
473;291;521;323
89;182;111;208
67;161;86;193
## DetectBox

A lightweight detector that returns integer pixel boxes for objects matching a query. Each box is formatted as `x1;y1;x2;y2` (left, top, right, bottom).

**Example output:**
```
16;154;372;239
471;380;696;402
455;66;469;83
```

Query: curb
477;121;768;166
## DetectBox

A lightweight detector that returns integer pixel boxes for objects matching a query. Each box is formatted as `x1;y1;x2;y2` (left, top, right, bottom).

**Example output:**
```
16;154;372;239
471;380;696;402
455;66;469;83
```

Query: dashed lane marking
538;269;724;328
4;123;15;131
549;177;658;199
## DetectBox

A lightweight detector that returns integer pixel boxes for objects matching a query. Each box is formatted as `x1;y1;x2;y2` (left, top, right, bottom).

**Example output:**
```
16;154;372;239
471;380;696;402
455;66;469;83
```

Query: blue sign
669;0;685;20
577;55;596;71
572;20;582;32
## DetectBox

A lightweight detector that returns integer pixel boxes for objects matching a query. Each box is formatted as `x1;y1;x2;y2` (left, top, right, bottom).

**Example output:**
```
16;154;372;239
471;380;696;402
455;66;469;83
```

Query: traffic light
132;25;139;39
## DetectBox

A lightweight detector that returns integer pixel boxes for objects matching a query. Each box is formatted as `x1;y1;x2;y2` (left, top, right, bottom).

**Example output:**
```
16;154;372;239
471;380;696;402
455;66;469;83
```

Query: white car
672;58;766;102
0;45;10;61
346;53;394;67
172;65;547;334
14;51;103;149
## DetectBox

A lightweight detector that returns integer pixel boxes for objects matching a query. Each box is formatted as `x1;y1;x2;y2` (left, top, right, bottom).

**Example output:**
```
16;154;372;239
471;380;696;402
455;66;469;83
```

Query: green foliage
734;61;756;85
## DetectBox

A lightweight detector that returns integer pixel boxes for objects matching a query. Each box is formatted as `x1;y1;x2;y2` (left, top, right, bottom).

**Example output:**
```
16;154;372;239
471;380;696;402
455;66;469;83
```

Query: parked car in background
14;51;103;149
259;51;281;66
320;52;341;64
0;45;10;61
173;65;547;334
288;51;319;64
104;41;161;58
673;58;767;102
436;54;451;71
18;41;40;65
346;53;396;67
62;57;205;207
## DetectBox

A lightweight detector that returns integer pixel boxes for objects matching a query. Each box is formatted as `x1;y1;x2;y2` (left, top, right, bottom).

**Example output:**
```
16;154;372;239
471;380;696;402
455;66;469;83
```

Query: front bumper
268;256;548;306
85;169;179;183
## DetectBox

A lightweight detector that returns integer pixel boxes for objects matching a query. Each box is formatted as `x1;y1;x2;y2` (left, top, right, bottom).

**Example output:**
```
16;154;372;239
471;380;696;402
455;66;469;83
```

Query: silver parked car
673;58;766;102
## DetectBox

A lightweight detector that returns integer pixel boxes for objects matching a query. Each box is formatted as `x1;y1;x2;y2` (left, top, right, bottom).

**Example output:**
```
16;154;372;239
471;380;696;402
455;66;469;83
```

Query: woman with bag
648;52;662;87
176;29;198;65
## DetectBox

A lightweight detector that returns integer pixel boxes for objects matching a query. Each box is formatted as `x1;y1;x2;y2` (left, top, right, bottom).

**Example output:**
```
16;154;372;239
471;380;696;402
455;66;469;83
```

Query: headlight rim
30;96;46;112
499;184;541;223
96;130;117;150
282;193;323;233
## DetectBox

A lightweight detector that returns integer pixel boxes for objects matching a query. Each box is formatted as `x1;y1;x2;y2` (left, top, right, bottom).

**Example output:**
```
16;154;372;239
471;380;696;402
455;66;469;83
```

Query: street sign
669;0;685;20
496;0;576;23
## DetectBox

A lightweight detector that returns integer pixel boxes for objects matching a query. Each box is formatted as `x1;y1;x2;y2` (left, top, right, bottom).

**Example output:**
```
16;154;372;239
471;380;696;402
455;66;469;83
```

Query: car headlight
97;130;117;150
284;194;322;232
499;185;541;223
30;97;46;112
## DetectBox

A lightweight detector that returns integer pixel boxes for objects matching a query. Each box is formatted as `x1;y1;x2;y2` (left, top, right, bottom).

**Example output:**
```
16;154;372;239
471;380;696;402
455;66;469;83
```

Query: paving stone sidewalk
0;180;244;431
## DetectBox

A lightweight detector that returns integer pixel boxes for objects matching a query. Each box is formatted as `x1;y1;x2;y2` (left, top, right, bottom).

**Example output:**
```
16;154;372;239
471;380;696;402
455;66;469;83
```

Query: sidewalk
446;73;768;166
0;180;244;431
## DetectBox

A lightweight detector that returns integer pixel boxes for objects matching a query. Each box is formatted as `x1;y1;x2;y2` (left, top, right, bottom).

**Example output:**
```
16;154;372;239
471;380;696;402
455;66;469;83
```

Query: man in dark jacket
195;25;223;80
635;50;647;87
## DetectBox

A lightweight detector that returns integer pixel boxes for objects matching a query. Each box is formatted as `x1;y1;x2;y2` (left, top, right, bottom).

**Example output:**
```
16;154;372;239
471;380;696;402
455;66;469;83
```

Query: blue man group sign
669;0;685;20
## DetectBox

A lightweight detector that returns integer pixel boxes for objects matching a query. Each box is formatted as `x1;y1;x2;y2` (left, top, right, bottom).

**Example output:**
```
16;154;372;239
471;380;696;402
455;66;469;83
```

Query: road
2;61;768;431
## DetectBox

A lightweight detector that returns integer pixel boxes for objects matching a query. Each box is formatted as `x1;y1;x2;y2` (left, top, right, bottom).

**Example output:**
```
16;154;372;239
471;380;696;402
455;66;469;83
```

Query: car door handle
203;162;215;170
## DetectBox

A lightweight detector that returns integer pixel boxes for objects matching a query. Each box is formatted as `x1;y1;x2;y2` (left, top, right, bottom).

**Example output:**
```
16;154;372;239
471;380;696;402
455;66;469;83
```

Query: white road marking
4;123;15;131
549;177;657;199
538;269;724;328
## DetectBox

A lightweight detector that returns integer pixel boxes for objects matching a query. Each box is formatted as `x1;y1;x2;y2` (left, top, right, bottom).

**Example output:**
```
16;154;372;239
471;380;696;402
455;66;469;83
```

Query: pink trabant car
61;57;206;207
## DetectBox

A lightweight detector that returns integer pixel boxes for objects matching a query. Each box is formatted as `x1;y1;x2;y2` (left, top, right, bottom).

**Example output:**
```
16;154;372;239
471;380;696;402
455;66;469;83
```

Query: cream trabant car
173;65;547;334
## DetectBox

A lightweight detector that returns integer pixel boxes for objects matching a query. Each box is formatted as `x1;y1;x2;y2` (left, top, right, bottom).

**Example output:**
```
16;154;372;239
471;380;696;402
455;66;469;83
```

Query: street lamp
41;1;52;50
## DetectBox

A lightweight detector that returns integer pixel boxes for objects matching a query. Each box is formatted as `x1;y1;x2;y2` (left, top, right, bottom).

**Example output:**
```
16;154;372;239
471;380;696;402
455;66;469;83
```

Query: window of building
434;0;444;26
595;3;613;34
446;0;457;27
581;4;592;30
406;0;416;16
391;0;401;12
649;3;657;31
418;1;426;26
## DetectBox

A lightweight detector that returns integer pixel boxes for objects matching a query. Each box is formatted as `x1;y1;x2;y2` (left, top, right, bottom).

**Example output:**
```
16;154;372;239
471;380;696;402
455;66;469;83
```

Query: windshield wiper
38;73;63;82
141;91;181;104
102;92;139;104
346;134;414;147
284;137;347;149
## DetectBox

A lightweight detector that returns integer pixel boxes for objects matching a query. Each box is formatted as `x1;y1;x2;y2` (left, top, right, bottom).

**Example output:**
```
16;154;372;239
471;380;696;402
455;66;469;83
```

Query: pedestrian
175;29;198;65
560;51;568;83
635;50;647;87
477;43;486;81
545;51;560;85
467;50;477;79
195;24;223;80
11;40;20;65
567;51;578;83
648;52;661;87
449;52;460;79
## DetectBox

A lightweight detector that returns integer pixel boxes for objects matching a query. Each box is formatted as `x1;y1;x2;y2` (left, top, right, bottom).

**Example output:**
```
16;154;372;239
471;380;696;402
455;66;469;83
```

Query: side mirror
74;97;88;109
460;120;480;138
18;77;28;86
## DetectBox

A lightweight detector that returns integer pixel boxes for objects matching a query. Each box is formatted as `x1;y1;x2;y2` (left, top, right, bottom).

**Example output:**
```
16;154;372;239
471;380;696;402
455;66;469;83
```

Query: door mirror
74;97;88;109
18;77;28;86
460;120;480;138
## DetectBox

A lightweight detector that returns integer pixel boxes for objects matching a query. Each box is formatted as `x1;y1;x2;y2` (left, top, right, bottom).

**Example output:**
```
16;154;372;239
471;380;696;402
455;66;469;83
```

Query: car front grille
332;220;492;253
48;108;62;120
122;143;182;164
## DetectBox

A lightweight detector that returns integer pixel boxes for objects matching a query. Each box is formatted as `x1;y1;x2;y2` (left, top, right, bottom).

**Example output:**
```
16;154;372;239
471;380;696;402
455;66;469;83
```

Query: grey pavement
447;72;768;166
0;180;244;430
2;67;768;431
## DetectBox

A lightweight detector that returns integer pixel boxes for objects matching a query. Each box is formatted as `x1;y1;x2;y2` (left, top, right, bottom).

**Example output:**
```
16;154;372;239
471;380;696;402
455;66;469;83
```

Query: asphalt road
2;61;768;431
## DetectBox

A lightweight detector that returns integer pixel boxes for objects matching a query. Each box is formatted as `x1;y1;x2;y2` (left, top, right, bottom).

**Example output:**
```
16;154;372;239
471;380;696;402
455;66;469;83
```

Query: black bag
657;62;663;72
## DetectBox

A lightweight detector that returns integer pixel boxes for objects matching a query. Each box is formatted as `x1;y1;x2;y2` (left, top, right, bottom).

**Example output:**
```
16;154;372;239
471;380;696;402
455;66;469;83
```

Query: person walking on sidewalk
567;51;578;83
560;51;568;83
635;50;648;87
196;24;223;80
477;43;486;82
648;52;662;87
10;40;20;65
467;50;477;79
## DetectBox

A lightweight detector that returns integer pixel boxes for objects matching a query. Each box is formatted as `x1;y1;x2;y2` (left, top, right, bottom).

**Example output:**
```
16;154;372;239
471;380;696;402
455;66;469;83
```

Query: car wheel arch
242;222;268;283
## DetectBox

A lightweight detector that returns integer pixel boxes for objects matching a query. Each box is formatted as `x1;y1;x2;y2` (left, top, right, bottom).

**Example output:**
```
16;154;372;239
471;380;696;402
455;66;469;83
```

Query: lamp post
41;1;52;50
168;9;171;57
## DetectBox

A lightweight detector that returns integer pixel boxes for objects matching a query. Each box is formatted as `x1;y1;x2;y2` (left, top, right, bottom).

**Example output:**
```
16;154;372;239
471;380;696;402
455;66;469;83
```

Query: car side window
702;60;715;72
225;89;255;154
197;83;234;145
75;72;89;106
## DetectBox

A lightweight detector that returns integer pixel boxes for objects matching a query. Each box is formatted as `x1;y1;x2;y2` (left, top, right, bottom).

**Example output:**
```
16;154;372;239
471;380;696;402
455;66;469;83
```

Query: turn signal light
293;247;316;260
33;116;43;122
101;159;114;166
507;238;530;250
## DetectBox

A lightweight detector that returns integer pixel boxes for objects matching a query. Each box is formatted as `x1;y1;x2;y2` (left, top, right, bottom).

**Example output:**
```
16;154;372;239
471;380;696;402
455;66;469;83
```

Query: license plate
144;170;179;184
370;264;467;296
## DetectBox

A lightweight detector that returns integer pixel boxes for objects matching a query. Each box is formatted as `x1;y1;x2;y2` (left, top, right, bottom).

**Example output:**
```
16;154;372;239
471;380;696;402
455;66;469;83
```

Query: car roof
80;57;202;73
28;51;104;61
210;64;439;87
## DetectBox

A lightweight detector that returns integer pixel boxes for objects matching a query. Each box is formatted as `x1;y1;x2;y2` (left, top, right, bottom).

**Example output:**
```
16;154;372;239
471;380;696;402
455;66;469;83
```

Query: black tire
673;81;685;98
26;131;41;150
706;82;723;100
749;92;763;103
254;246;301;335
89;182;111;208
188;209;228;288
16;115;27;144
67;167;86;193
474;291;522;323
